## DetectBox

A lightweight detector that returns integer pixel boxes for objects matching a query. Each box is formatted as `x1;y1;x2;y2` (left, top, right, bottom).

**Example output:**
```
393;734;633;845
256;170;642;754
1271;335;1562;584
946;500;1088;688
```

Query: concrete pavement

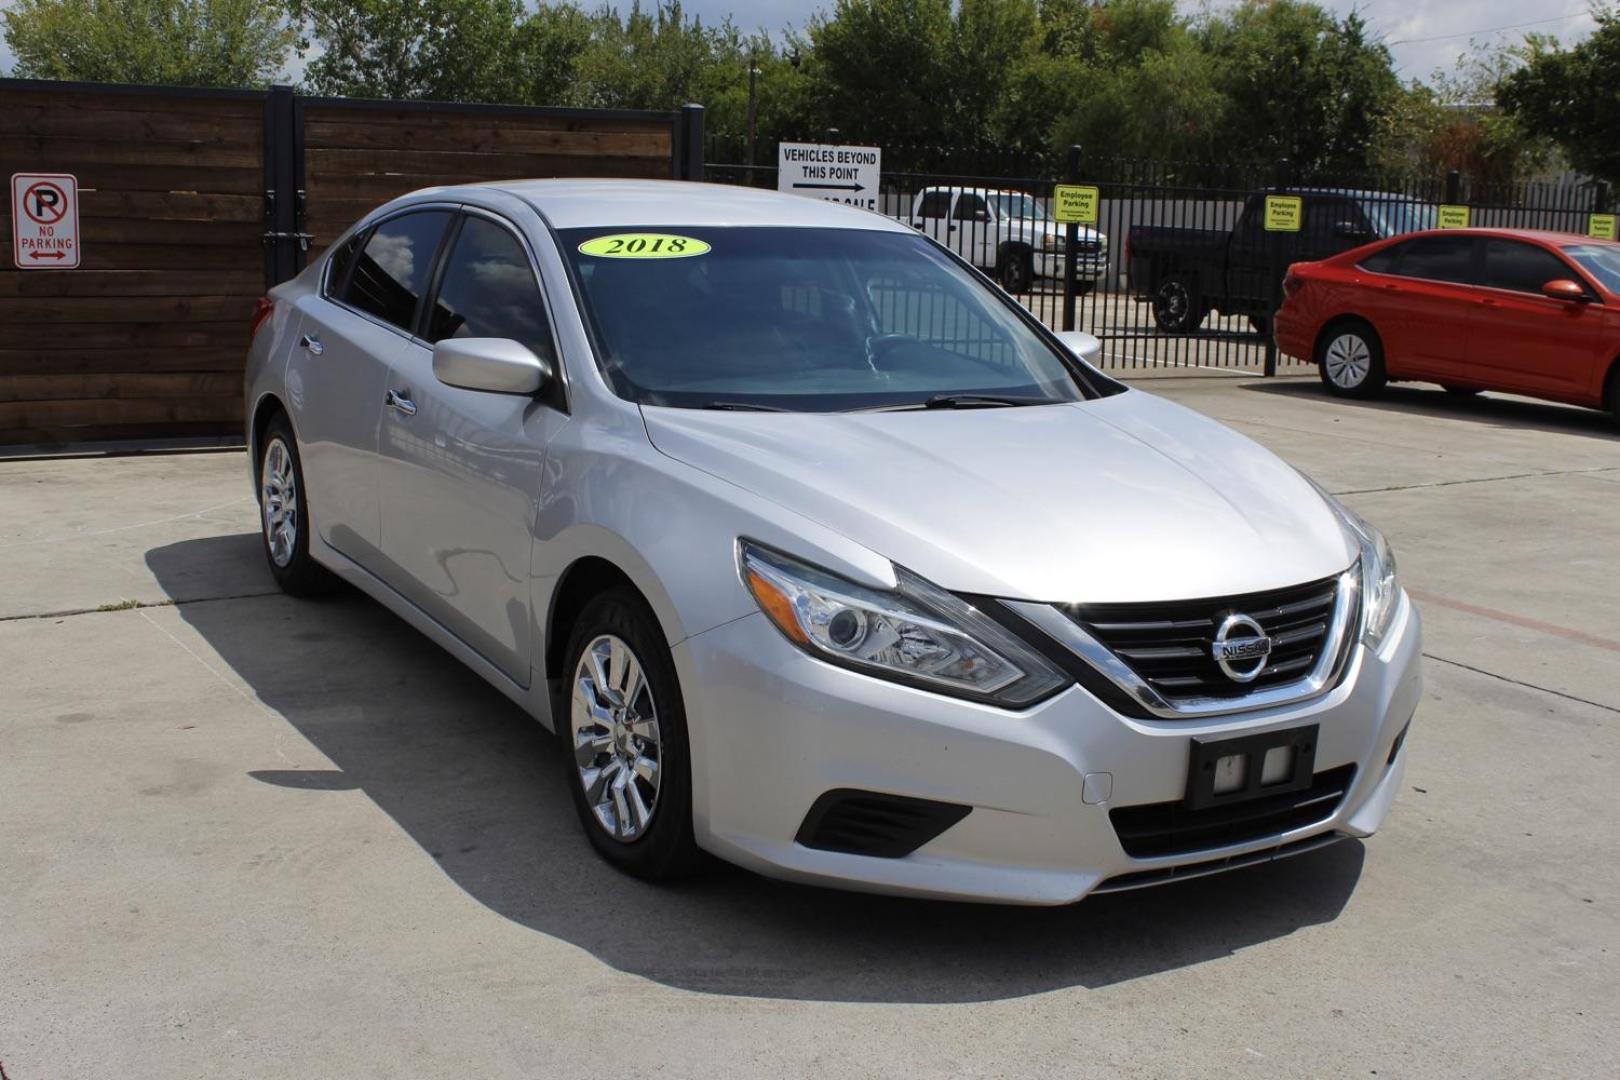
1;375;1616;1078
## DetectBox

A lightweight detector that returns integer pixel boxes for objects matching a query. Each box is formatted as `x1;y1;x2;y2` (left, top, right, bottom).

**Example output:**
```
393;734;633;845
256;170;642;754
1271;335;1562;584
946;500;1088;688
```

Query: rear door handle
299;333;324;355
384;389;417;416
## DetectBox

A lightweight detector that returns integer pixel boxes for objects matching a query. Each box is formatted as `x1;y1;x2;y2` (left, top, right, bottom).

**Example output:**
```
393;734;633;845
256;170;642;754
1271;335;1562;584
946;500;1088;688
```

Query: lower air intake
796;789;971;859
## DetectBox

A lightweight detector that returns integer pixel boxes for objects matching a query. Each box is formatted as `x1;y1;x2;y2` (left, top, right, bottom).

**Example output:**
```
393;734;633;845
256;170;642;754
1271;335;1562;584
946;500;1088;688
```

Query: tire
997;245;1033;294
257;412;339;597
1152;274;1204;333
1606;366;1620;424
559;588;701;881
1316;320;1388;399
1074;280;1096;297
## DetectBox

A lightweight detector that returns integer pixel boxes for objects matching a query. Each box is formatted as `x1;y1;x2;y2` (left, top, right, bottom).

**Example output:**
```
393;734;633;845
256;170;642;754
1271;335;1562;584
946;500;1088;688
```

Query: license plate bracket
1184;724;1319;811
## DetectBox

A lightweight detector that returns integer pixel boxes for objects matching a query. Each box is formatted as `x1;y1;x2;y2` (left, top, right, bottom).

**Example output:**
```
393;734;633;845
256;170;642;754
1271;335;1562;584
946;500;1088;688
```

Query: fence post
1062;144;1081;333
1445;169;1462;207
262;84;298;289
1597;181;1612;215
677;103;704;181
1263;157;1291;378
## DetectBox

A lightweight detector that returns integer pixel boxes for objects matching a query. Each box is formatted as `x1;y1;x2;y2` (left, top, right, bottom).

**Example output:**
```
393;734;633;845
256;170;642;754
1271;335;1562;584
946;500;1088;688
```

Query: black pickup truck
1127;189;1437;332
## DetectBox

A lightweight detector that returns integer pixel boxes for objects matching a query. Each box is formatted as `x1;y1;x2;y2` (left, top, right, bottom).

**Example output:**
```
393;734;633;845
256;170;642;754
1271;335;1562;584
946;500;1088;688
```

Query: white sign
777;142;881;212
11;172;80;269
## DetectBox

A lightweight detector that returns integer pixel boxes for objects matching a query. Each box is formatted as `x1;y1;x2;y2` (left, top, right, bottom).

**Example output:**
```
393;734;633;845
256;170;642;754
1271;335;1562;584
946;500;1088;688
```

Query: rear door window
1358;242;1404;274
916;191;951;219
1481;239;1579;295
339;210;453;333
953;193;990;222
1392;235;1477;284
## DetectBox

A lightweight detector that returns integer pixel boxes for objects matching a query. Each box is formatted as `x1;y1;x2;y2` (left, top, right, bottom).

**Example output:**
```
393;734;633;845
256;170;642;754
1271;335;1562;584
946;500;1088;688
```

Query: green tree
802;0;961;145
1499;5;1620;184
2;0;295;86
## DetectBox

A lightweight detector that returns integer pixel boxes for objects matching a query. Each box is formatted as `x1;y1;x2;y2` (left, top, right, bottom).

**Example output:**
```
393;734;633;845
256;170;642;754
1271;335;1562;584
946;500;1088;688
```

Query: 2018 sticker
578;233;710;258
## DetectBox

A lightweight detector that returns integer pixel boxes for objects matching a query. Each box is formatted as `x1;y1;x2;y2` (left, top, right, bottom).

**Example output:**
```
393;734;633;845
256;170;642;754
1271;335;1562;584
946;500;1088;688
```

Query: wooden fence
0;79;698;449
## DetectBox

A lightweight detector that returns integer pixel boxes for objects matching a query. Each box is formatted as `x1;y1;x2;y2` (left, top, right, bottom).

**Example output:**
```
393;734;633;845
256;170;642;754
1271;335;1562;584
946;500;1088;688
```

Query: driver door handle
384;388;417;416
299;333;324;355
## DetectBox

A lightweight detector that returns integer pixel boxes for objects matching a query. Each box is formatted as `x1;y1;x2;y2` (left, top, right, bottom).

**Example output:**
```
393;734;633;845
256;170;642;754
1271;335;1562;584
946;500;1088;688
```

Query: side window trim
414;213;465;339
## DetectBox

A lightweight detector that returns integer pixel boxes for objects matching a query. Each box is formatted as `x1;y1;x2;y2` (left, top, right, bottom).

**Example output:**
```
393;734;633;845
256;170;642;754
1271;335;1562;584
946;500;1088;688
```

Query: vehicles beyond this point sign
777;142;881;213
1589;213;1617;241
10;172;80;270
1437;205;1470;229
1053;185;1100;225
1263;195;1302;232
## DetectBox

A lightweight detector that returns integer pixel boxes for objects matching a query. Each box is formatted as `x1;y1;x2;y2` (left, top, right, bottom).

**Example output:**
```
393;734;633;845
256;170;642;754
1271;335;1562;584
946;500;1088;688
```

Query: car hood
641;391;1354;603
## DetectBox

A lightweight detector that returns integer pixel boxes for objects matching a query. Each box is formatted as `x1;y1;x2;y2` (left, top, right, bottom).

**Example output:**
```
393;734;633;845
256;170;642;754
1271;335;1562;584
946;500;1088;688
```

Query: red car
1275;228;1620;419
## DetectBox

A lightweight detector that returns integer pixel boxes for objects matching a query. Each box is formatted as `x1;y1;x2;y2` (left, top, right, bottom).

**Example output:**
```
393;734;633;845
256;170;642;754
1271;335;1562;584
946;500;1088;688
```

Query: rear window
1358;243;1403;274
1393;235;1475;284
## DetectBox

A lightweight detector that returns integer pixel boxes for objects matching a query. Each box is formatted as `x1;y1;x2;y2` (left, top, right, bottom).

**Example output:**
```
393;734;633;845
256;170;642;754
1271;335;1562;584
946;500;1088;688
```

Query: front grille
795;790;971;859
1063;574;1341;701
1110;764;1356;858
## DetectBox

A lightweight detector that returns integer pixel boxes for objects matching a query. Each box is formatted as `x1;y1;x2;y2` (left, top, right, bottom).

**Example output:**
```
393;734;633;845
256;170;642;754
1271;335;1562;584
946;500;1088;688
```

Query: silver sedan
245;180;1421;903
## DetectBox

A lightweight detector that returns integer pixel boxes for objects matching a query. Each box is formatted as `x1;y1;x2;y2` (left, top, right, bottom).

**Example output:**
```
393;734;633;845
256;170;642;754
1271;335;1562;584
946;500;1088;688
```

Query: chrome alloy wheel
260;436;298;567
570;634;662;842
1324;332;1372;389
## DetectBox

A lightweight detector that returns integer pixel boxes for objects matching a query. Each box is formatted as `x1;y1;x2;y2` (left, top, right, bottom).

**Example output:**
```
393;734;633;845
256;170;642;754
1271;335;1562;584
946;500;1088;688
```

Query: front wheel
258;413;338;597
561;588;701;881
1317;321;1388;399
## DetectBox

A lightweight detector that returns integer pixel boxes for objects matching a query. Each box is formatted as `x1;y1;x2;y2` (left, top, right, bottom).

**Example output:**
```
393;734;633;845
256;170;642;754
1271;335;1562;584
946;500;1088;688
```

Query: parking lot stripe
1409;587;1620;656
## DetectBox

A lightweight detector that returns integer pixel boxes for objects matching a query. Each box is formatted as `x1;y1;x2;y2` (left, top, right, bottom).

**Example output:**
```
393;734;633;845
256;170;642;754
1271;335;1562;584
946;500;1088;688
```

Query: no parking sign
10;172;80;269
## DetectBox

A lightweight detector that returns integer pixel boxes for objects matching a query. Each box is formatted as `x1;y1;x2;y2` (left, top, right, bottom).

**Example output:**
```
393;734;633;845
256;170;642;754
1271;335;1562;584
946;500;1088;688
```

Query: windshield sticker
577;233;711;259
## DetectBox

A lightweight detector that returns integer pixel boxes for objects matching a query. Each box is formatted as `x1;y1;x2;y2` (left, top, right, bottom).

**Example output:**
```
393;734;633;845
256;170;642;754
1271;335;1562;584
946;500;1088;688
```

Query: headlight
1319;493;1400;650
738;541;1068;707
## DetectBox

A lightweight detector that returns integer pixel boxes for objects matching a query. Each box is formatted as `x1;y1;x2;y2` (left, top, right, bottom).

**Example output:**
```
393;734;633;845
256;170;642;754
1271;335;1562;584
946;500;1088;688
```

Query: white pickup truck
907;186;1109;294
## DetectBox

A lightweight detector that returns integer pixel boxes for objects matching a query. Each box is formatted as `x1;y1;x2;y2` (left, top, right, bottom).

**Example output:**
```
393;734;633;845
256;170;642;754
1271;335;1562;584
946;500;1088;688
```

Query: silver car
245;180;1422;903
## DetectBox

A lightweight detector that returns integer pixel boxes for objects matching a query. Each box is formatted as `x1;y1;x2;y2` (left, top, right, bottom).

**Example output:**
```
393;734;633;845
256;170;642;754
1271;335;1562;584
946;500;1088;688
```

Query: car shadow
146;533;1365;1004
1242;378;1619;441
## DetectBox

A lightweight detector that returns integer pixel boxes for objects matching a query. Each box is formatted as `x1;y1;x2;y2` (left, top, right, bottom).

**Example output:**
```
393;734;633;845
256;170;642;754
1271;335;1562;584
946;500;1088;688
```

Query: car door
374;210;566;687
1464;237;1604;395
1366;233;1480;381
951;191;995;269
289;208;454;574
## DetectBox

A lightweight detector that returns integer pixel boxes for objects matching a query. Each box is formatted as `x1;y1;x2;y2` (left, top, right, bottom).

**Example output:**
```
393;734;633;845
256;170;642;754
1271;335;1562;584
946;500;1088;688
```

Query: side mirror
1541;279;1588;303
1054;329;1103;366
1334;221;1370;240
432;337;552;394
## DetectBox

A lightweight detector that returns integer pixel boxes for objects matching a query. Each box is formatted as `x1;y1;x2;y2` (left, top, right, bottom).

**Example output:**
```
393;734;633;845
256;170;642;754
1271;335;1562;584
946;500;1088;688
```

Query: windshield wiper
701;401;792;412
921;393;1054;409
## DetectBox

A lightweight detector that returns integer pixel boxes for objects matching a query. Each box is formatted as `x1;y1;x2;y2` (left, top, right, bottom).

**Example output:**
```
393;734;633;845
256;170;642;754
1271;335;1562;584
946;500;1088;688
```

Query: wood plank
0;88;264;119
0;420;243;447
302;154;672;203
55;163;263;195
0;348;244;376
0;270;261;298
1;218;260;247
305;145;671;178
0;372;240;403
0;395;244;429
0;135;262;171
0;295;258;323
2;245;260;271
0;105;261;146
75;190;262;223
303;104;667;135
304;120;670;157
0;321;246;350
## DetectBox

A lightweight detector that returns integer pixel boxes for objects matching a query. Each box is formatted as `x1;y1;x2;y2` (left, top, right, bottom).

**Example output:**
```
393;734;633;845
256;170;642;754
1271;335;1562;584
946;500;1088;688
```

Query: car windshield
561;226;1087;411
1357;198;1438;236
989;194;1048;222
1563;243;1620;293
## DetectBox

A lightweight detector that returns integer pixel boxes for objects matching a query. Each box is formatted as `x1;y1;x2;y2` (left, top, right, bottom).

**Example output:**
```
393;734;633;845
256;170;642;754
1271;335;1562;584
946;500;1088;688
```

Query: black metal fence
707;134;1613;374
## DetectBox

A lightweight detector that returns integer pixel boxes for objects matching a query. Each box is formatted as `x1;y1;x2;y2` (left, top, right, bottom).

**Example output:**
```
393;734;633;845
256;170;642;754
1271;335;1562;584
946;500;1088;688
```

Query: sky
0;1;1602;86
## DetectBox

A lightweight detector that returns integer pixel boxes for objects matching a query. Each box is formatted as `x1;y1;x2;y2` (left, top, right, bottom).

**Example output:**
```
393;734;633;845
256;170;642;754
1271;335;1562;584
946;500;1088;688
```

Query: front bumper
1036;251;1108;281
673;592;1422;905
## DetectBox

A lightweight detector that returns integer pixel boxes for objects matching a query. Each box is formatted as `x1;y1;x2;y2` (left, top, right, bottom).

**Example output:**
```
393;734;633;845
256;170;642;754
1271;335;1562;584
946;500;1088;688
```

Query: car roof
1386;226;1614;246
407;179;914;233
1287;187;1428;202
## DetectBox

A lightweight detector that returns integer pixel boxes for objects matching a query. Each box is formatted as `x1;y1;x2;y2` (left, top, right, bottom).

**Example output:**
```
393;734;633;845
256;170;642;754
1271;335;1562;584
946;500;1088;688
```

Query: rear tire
1152;274;1204;333
559;588;702;882
1317;320;1388;399
1604;365;1620;423
257;412;339;597
1442;385;1481;398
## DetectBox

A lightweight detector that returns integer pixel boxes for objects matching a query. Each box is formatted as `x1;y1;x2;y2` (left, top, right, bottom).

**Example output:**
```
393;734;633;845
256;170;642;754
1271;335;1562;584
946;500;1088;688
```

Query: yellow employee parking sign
1437;205;1470;229
1263;195;1302;232
1053;184;1100;225
1589;213;1617;241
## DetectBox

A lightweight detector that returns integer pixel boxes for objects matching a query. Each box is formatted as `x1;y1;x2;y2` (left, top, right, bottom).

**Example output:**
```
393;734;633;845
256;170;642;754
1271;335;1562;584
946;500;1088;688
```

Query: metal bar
1063;144;1080;333
678;103;705;181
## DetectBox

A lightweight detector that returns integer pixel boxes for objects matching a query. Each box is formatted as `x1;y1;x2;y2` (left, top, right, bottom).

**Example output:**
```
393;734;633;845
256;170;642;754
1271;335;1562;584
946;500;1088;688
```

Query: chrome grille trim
1004;563;1362;719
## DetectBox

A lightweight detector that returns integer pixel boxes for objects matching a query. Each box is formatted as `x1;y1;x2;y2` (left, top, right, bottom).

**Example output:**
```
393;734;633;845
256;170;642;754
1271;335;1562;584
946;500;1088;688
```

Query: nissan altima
244;180;1422;904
